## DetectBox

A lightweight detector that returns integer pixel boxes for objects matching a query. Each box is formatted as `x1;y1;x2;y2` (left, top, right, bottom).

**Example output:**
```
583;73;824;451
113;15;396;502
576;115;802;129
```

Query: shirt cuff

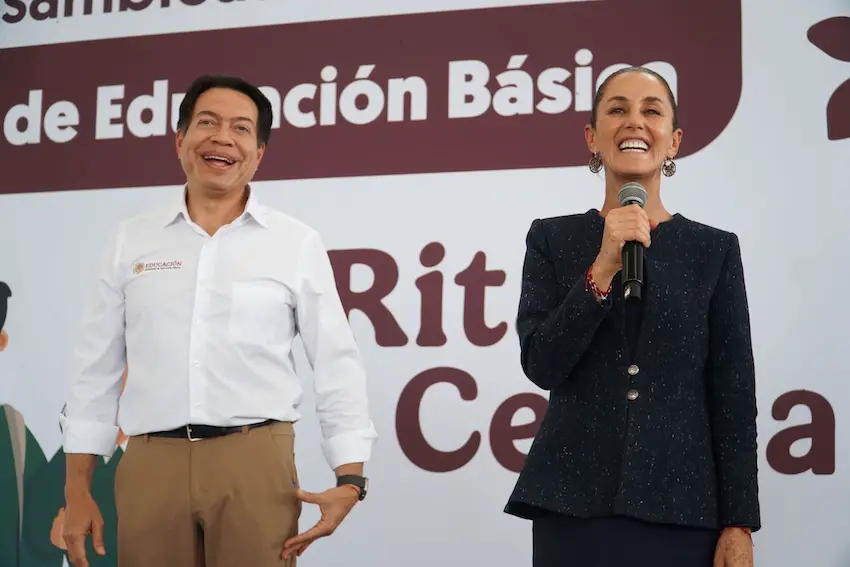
60;416;120;458
321;425;378;471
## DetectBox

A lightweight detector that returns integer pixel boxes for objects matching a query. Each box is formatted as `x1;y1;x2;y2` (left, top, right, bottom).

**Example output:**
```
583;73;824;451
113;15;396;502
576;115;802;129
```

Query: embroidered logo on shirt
133;260;183;275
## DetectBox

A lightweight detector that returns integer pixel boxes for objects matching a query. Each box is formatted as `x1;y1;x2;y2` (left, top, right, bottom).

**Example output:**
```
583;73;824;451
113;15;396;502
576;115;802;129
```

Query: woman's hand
592;205;658;287
713;528;754;567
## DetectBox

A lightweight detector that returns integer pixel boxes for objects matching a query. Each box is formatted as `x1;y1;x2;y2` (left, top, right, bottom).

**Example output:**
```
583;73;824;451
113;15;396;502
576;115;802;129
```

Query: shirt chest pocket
228;281;295;344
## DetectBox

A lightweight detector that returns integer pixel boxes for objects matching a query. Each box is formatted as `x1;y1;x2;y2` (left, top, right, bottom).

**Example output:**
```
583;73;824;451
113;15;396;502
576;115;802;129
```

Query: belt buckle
187;426;202;442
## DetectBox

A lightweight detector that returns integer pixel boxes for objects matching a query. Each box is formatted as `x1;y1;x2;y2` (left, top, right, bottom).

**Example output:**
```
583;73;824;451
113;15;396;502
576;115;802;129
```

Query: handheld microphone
618;182;648;301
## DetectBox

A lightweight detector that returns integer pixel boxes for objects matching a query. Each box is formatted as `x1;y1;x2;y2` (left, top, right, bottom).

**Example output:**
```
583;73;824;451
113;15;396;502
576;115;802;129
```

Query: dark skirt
532;514;719;567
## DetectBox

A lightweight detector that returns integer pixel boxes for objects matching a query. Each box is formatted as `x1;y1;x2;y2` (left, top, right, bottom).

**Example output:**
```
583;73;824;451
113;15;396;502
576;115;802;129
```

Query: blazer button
627;389;639;401
627;364;640;376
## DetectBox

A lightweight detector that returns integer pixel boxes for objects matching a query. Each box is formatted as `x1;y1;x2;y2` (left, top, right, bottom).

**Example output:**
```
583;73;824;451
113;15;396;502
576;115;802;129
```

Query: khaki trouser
115;421;301;567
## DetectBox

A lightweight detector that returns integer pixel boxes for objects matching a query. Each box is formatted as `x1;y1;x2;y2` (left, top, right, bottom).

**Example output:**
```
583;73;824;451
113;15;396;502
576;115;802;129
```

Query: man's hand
62;492;106;567
281;486;360;559
713;528;754;567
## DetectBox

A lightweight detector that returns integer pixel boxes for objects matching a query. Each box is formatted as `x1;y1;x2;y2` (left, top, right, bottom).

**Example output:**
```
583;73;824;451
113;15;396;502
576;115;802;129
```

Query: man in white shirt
59;75;377;567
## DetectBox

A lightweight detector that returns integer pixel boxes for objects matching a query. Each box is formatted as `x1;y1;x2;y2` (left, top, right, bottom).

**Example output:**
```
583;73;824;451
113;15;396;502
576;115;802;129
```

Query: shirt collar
162;185;268;229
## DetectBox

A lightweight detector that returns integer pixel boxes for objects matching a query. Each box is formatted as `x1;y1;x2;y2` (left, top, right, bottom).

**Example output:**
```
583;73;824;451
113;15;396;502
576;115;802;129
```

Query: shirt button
628;364;639;376
193;361;201;367
627;389;639;401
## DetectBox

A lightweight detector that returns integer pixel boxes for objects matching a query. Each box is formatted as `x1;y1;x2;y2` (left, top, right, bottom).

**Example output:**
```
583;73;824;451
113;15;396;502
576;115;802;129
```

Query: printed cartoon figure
0;281;50;567
0;280;125;566
0;281;8;352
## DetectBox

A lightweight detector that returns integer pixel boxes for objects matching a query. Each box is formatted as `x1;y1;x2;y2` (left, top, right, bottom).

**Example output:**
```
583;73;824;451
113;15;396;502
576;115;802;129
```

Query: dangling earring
588;152;603;173
662;157;676;177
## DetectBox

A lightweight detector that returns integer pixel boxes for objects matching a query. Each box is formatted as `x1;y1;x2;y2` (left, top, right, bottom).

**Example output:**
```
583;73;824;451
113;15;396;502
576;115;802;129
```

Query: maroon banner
0;0;742;194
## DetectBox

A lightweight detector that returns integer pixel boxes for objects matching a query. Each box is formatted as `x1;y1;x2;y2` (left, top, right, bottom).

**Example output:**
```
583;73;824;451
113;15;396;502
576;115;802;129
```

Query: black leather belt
148;419;276;441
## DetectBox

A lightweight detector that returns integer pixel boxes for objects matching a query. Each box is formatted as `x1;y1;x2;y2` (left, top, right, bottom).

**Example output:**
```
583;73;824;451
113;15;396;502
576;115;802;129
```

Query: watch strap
336;474;367;500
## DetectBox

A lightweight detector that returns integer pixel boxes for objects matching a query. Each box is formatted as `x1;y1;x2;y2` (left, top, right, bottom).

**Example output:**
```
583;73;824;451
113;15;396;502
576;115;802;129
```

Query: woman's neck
599;174;672;222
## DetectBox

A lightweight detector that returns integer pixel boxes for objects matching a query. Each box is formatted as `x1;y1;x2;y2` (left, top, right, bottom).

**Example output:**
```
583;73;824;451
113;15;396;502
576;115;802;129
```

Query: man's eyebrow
195;110;256;124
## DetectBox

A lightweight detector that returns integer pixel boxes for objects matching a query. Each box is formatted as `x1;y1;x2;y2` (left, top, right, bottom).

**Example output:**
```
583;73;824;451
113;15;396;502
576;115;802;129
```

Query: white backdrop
1;1;849;566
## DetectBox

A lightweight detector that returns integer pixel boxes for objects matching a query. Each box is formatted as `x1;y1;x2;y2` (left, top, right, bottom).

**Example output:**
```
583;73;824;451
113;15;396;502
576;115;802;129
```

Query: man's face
175;88;266;198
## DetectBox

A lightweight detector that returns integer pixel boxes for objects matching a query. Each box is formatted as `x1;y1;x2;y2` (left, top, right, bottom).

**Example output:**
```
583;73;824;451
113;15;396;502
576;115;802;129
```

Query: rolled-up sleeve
60;225;128;458
294;230;377;470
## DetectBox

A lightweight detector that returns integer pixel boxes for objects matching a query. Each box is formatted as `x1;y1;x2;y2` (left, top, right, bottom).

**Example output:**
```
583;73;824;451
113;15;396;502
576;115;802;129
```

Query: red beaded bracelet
585;265;612;303
722;527;753;546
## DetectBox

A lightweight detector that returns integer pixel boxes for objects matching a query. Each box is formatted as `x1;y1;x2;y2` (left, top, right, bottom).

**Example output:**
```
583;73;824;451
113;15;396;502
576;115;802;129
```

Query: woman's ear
584;124;598;154
668;127;684;159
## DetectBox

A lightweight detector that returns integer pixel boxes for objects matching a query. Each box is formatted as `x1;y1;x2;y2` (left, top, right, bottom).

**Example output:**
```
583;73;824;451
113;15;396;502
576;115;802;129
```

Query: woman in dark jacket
504;67;760;567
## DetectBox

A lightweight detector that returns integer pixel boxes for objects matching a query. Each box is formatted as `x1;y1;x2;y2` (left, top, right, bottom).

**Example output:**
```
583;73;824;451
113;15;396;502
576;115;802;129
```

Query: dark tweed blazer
504;209;761;532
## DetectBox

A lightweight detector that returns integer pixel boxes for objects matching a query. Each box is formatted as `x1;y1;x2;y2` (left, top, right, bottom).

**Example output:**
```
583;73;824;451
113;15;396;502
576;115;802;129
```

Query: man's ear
176;129;185;158
0;330;8;352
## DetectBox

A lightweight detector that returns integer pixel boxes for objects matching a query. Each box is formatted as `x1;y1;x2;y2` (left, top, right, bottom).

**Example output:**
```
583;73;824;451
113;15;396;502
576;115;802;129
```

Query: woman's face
585;71;683;181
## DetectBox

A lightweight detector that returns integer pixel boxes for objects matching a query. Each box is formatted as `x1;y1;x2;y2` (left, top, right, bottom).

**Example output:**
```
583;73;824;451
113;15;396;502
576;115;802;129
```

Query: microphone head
618;182;647;208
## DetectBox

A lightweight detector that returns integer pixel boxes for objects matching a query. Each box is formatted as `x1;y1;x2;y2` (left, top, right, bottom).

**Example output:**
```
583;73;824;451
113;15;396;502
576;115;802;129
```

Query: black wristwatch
336;475;368;501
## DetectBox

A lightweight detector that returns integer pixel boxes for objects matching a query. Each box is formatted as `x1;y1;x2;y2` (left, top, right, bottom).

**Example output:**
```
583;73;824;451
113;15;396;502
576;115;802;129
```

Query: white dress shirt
60;188;377;470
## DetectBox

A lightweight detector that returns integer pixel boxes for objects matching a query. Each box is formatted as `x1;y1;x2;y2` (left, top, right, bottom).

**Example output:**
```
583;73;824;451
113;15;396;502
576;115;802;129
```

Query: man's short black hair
176;75;273;147
0;281;10;332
